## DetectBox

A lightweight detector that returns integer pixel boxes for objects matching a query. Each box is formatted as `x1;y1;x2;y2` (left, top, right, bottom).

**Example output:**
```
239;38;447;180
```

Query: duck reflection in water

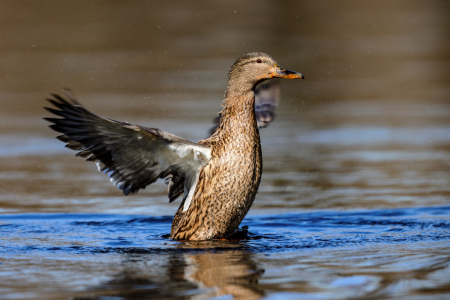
78;247;264;300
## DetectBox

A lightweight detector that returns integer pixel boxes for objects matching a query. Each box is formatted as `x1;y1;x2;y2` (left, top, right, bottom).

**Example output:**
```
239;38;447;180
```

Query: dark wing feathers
45;89;208;198
254;79;281;128
166;174;185;202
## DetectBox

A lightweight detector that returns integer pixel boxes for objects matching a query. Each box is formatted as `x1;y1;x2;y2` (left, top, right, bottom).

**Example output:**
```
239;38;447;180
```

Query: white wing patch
183;173;200;212
179;147;210;212
168;144;211;161
165;144;211;212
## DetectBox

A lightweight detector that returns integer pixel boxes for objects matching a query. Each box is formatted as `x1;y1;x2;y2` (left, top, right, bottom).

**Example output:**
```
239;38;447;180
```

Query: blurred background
0;0;449;213
1;1;450;300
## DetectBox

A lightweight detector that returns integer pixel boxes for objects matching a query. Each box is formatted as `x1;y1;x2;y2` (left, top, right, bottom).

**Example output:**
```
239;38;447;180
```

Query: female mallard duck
45;52;304;240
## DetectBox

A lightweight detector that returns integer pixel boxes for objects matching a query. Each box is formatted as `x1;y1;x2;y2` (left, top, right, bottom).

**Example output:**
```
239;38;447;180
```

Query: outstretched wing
44;89;210;201
209;79;281;135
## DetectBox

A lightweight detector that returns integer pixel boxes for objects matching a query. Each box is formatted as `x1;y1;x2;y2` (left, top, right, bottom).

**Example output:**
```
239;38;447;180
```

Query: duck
44;52;304;240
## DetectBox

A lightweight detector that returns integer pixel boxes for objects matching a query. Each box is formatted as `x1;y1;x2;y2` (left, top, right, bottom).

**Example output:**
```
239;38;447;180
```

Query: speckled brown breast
170;93;262;240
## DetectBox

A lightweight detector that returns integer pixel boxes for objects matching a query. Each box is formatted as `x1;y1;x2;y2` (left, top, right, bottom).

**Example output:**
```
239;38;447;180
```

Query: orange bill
272;64;304;79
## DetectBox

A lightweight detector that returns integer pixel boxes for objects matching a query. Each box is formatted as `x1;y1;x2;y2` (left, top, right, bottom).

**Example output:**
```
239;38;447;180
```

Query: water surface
1;207;449;300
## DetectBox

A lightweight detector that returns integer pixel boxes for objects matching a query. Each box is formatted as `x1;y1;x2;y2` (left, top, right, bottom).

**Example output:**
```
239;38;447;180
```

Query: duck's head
227;52;304;93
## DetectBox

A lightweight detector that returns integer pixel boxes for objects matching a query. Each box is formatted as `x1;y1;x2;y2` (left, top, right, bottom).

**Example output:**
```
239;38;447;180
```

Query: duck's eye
256;59;262;63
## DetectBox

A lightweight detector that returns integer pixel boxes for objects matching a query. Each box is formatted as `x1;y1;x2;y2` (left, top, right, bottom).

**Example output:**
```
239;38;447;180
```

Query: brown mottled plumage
44;52;304;240
209;79;281;135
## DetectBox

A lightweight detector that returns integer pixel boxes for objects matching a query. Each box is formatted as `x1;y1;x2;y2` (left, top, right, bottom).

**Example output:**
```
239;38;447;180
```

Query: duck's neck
218;88;258;137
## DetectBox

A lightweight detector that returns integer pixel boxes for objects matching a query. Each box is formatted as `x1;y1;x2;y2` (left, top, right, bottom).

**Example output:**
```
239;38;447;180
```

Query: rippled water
1;206;449;299
0;1;449;299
